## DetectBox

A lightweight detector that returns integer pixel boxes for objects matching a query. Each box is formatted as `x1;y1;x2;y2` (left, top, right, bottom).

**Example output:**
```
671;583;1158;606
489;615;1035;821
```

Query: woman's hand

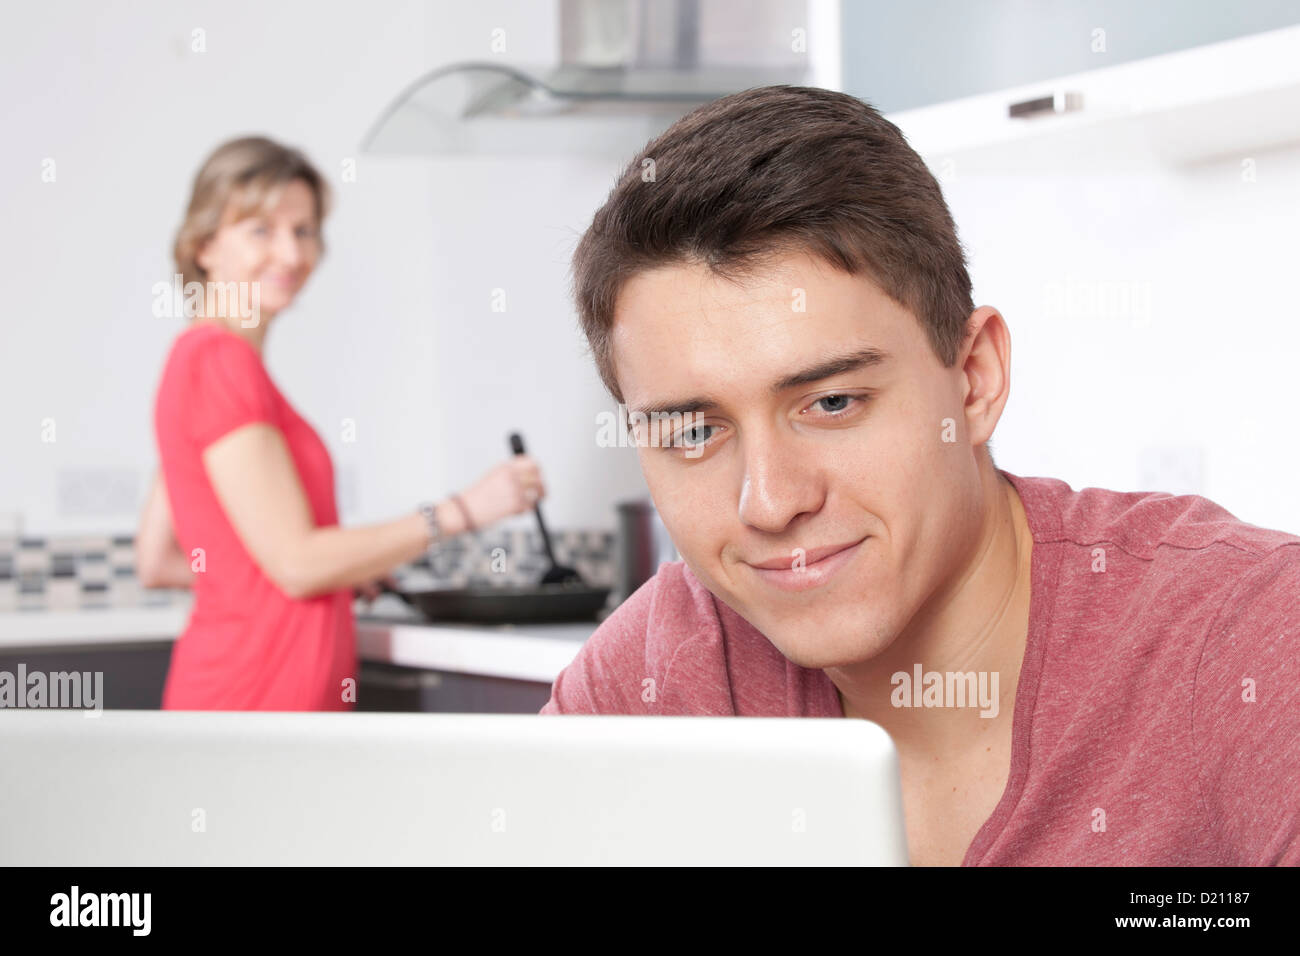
354;574;400;603
458;454;546;528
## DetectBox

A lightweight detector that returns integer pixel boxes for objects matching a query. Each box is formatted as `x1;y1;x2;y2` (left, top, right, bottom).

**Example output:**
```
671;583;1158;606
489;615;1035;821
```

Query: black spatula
509;432;585;586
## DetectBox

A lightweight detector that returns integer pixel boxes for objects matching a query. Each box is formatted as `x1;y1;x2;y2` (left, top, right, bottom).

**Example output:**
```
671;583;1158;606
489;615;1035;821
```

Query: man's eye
811;394;863;415
671;424;715;448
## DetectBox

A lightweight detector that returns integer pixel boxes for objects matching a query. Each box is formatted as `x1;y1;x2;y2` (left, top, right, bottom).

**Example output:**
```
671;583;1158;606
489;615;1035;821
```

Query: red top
542;469;1300;865
153;322;356;710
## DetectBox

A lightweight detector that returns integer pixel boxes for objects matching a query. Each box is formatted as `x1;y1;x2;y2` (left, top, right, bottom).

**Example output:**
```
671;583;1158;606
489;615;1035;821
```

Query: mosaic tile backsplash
0;528;616;613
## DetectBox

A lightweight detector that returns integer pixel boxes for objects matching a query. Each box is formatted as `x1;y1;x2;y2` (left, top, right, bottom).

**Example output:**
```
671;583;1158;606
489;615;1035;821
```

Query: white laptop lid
0;710;909;865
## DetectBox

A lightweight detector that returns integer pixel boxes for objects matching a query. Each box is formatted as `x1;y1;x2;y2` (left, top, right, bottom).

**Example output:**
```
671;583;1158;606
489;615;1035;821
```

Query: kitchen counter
0;595;598;684
0;603;192;646
356;619;590;683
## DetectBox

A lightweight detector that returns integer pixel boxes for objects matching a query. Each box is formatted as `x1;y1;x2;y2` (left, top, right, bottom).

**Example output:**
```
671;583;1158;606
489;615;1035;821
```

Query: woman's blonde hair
173;135;331;288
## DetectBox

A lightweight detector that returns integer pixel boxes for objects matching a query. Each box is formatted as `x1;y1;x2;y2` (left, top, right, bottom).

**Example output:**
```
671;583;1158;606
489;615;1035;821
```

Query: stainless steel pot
615;499;680;604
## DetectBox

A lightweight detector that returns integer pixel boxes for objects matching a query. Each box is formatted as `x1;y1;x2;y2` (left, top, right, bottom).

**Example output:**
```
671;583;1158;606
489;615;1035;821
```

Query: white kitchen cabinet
843;0;1300;115
883;23;1300;169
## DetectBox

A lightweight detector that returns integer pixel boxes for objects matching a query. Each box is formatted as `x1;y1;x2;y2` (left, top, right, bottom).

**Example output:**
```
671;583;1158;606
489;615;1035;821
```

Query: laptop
0;710;909;865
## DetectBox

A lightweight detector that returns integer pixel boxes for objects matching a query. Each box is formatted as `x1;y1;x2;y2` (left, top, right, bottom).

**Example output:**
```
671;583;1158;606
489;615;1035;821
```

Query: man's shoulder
1021;469;1300;669
539;561;729;714
1044;474;1300;560
1011;474;1300;861
1013;470;1300;667
1013;470;1300;601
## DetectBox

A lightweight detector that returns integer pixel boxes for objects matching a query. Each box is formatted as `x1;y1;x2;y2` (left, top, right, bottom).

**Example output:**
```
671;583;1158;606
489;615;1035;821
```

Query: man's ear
960;306;1011;453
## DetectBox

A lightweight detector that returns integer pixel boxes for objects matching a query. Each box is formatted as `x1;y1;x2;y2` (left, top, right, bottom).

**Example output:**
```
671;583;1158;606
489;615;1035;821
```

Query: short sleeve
182;333;279;450
1193;542;1300;865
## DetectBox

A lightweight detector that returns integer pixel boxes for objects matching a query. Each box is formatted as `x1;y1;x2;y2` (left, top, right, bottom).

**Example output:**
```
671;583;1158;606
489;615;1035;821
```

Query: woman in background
136;136;544;710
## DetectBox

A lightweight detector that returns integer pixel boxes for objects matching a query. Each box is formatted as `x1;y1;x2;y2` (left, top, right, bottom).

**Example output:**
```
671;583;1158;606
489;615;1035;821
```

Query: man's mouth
745;538;868;592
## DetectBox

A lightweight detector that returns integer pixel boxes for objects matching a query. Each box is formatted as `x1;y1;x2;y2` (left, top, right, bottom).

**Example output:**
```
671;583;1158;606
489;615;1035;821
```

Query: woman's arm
135;470;197;589
201;422;543;600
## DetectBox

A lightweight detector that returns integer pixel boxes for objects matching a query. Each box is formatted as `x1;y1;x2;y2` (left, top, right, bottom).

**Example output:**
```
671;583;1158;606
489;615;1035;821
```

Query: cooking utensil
372;435;611;623
508;432;584;586
378;580;610;624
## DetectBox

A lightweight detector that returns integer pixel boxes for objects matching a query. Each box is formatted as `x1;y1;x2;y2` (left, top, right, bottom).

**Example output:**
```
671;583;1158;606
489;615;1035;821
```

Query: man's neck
826;466;1034;760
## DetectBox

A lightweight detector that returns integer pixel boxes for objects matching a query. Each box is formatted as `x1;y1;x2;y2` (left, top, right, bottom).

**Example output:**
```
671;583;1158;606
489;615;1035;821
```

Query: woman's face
196;178;321;320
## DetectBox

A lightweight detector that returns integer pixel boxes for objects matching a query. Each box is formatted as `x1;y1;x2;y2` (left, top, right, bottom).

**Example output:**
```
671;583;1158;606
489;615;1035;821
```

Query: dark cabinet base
0;642;174;710
0;646;551;713
357;661;552;713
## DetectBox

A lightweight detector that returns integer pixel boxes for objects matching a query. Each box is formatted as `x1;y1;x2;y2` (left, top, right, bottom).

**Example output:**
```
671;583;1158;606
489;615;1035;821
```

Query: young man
542;86;1300;866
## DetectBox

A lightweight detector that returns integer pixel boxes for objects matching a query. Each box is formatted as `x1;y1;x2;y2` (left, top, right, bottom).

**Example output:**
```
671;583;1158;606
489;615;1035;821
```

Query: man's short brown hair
572;85;976;406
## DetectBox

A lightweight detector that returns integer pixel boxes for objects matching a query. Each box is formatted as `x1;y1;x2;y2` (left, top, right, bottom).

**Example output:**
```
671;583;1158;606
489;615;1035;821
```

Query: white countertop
0;604;192;645
356;619;592;683
0;596;597;684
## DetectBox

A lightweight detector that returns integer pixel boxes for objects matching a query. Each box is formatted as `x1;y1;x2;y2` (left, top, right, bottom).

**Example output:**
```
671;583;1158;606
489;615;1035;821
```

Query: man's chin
741;602;894;670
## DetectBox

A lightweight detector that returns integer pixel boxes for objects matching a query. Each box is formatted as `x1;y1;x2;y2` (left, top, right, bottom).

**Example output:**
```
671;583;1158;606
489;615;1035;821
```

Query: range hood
362;0;813;156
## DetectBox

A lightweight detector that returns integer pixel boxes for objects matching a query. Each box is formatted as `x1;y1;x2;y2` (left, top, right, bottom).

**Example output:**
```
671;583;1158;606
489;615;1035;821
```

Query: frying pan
380;580;610;624
378;430;609;623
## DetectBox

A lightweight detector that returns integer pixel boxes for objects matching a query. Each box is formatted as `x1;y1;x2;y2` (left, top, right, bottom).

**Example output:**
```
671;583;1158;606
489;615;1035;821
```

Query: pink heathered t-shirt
541;469;1300;866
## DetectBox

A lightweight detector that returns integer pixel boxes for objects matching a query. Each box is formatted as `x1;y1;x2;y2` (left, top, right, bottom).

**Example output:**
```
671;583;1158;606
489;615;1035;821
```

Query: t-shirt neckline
955;469;1064;865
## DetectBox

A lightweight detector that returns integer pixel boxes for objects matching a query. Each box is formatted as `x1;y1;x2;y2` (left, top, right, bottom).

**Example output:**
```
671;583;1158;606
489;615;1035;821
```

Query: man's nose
736;435;824;534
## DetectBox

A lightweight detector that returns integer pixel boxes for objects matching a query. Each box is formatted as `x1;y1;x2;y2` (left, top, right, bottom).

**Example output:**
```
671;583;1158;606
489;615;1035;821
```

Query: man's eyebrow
627;346;891;418
771;346;891;392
